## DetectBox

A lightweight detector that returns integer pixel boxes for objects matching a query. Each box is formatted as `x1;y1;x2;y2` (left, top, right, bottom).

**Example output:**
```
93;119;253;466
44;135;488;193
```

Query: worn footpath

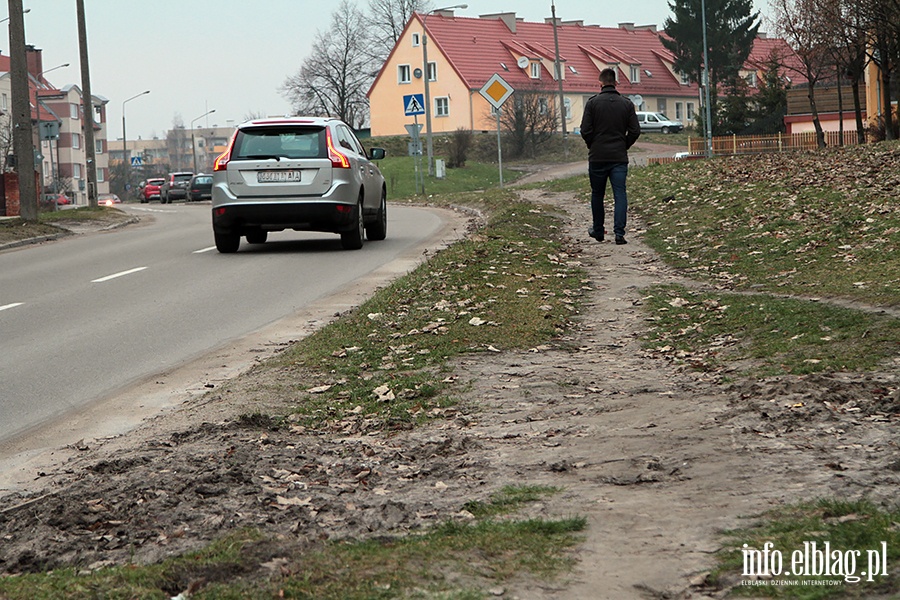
0;165;897;598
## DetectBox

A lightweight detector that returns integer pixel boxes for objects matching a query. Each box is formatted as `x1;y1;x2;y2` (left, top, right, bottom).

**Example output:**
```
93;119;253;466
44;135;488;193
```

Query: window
530;62;540;79
630;65;640;83
72;132;81;149
96;167;105;183
427;61;436;82
564;98;572;120
412;32;420;47
435;97;449;117
680;71;690;85
95;139;103;154
73;163;82;179
687;102;695;120
745;72;758;87
675;102;683;120
538;97;549;115
1;93;7;111
70;103;80;119
398;64;411;84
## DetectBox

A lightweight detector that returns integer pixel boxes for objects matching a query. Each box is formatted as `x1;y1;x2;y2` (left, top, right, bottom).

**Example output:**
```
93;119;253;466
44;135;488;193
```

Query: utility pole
551;0;568;158
76;0;98;207
8;0;37;221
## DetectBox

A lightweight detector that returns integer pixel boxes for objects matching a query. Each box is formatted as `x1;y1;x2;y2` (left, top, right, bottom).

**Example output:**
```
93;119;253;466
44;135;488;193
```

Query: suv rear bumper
212;202;357;235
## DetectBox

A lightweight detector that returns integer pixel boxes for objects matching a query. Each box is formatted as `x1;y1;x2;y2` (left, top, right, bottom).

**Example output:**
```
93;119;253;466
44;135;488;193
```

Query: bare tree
166;115;190;171
820;0;869;144
0;115;13;171
367;0;432;62
499;89;559;159
281;0;375;128
862;0;900;140
772;0;833;148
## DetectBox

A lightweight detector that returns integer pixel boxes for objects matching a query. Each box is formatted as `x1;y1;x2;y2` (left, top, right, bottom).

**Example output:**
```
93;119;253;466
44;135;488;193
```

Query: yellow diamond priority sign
479;73;514;109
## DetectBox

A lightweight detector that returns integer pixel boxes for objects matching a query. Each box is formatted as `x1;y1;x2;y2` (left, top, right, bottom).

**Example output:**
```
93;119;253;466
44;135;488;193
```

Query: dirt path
0;176;897;598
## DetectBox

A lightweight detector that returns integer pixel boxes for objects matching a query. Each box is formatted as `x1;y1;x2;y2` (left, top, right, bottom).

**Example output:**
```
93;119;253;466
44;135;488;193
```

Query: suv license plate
258;170;302;183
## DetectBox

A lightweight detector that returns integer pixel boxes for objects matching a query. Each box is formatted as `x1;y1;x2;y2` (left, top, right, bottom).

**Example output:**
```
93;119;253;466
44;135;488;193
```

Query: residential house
108;125;236;177
369;11;798;139
0;46;109;207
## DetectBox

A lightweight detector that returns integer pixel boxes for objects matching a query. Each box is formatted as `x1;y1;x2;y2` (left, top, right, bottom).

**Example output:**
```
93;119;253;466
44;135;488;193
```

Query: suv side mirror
369;148;386;160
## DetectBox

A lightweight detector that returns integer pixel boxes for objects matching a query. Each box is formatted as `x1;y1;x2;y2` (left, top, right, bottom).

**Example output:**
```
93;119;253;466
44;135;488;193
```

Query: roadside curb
0;216;139;252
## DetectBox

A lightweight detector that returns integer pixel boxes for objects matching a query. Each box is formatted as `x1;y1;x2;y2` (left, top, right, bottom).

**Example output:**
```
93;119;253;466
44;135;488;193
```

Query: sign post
478;74;514;188
403;94;426;195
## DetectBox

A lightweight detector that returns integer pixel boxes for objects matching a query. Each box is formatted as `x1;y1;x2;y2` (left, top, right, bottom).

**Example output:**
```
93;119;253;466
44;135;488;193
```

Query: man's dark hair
599;68;617;86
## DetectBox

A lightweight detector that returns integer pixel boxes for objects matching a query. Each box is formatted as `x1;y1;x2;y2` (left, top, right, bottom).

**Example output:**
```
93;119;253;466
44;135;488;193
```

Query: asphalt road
0;202;455;444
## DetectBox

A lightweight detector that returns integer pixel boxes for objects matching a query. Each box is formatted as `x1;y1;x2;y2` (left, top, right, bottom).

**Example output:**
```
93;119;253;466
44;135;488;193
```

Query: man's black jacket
580;85;641;163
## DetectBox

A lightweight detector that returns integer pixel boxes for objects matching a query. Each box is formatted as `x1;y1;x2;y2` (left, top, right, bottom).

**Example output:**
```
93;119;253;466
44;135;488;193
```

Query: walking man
580;68;641;244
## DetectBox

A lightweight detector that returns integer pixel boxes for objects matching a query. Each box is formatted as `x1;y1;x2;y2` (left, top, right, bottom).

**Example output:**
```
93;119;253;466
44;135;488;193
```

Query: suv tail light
214;131;238;172
326;128;350;169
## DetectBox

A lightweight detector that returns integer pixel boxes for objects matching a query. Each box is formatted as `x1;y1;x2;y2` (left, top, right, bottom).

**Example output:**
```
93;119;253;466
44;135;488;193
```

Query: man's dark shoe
588;227;605;242
615;236;627;245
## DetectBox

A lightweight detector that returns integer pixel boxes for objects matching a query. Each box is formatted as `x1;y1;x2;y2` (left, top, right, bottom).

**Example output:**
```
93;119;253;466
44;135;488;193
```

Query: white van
636;111;683;134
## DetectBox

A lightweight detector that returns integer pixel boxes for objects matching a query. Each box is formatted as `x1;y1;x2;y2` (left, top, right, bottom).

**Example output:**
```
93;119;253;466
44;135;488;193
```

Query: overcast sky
9;0;773;141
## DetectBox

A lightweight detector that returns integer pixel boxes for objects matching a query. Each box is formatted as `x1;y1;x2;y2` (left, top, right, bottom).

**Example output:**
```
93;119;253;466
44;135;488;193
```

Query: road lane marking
193;246;217;254
0;302;24;312
92;267;148;283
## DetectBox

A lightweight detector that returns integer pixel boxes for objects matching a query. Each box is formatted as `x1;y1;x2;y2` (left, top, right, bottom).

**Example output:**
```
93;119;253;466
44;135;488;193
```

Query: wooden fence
686;130;862;157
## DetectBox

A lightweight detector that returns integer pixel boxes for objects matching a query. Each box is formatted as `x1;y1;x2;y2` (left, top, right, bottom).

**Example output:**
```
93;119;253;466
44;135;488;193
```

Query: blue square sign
403;94;426;116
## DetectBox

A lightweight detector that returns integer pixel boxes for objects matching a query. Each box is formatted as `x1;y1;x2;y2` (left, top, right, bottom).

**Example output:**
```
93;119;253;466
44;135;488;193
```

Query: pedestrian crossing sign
403;94;426;116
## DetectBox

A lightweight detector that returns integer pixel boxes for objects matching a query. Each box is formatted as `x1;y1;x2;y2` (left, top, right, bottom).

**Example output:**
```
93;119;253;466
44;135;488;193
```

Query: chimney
26;44;43;79
434;9;457;17
480;12;517;33
563;20;584;26
545;17;561;26
618;22;635;30
634;24;658;32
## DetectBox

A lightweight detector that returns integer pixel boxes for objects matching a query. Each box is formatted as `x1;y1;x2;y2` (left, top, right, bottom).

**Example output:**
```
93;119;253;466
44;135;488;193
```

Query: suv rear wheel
365;188;387;241
340;195;365;250
215;231;240;253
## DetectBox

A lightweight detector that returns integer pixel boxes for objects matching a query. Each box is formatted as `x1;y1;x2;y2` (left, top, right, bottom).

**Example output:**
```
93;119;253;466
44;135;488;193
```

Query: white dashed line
193;246;217;254
92;267;148;283
0;302;24;312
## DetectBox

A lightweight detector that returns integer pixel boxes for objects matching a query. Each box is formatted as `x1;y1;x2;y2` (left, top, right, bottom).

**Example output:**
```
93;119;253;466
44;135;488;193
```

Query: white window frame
72;132;81;149
70;103;79;119
538;97;549;115
530;62;540;79
426;61;436;82
675;102;683;120
687;102;695;120
680;71;690;85
398;64;411;84
73;163;82;179
96;167;105;183
411;32;421;47
630;65;640;84
95;139;103;154
564;97;572;120
434;96;449;117
1;93;7;111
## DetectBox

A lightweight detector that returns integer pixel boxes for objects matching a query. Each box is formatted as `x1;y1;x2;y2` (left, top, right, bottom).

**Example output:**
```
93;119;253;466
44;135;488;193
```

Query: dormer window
630;65;640;83
530;62;541;79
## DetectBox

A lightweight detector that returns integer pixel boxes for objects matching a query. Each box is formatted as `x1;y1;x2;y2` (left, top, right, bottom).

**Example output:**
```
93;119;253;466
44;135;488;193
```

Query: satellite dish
630;94;644;108
516;56;529;69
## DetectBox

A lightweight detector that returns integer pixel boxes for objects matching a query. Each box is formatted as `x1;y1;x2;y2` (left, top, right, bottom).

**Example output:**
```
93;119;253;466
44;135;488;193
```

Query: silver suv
211;117;387;253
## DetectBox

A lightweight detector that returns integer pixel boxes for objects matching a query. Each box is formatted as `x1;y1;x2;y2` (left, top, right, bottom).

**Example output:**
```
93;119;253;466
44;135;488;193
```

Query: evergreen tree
662;0;761;135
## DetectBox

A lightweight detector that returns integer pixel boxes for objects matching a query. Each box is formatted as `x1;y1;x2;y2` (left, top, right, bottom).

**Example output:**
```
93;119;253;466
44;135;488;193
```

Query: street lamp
0;8;30;24
191;109;215;173
701;0;713;158
122;90;150;194
422;3;466;176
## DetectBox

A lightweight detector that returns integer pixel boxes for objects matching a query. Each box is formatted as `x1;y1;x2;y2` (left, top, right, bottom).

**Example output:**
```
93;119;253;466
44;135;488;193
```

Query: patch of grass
379;155;520;200
0;496;584;600
714;499;900;597
630;142;900;306
269;192;584;429
463;485;562;519
642;284;900;376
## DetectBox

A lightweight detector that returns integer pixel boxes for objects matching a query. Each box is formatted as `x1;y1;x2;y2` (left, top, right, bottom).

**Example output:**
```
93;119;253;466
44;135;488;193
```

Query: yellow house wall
370;22;474;138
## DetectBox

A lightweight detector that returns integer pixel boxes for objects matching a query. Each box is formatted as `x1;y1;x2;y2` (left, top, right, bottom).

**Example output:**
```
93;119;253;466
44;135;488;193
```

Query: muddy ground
0;156;897;599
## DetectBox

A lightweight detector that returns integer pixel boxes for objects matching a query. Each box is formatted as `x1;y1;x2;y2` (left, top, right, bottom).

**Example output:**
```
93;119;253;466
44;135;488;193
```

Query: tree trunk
808;86;826;148
837;72;844;146
851;79;865;144
882;69;896;141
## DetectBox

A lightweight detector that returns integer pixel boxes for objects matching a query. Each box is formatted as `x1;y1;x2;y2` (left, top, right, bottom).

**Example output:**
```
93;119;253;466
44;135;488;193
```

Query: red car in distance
141;178;164;203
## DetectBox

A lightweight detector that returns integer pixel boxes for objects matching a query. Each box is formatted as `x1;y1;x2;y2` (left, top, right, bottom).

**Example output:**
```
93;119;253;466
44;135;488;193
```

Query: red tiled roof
397;12;799;97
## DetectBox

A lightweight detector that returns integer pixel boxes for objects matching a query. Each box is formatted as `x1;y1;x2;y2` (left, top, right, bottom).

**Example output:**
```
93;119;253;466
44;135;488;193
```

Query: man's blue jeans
588;161;628;238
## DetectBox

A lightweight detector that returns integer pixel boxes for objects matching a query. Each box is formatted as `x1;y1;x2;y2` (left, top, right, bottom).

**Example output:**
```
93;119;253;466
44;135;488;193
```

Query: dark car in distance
160;172;193;203
188;174;213;201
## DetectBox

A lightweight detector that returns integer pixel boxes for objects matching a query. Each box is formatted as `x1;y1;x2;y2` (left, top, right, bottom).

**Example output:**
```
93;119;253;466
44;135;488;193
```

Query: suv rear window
233;127;325;160
173;174;193;183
